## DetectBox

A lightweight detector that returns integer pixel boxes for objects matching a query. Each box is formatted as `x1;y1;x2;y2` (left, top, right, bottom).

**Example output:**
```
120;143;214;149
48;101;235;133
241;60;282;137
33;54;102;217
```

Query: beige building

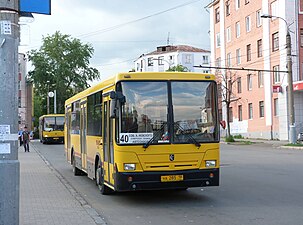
208;0;303;140
18;53;33;131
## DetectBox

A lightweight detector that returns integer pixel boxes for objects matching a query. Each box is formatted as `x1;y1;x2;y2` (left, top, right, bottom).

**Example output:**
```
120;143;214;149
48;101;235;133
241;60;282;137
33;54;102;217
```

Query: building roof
144;45;210;56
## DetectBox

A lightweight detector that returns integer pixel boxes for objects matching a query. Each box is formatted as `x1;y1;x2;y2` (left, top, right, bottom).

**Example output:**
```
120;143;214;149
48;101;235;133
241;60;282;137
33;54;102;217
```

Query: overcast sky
19;0;211;83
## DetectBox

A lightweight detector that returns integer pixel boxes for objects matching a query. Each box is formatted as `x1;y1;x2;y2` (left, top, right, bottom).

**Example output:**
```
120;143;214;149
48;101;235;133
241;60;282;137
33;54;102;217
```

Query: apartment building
18;53;33;130
134;45;211;73
208;0;303;140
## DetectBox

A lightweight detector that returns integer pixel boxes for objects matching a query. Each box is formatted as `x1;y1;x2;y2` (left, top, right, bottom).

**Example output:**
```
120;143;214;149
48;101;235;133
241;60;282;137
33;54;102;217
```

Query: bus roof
65;72;215;106
39;114;65;120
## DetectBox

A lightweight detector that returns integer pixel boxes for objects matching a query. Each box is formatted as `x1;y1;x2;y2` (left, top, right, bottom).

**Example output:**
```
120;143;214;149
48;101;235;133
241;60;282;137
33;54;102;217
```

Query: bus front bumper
114;169;219;192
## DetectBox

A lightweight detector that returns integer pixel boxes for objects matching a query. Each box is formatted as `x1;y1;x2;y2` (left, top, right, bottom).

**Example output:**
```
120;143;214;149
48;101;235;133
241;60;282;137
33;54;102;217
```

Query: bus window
171;81;218;143
118;81;168;145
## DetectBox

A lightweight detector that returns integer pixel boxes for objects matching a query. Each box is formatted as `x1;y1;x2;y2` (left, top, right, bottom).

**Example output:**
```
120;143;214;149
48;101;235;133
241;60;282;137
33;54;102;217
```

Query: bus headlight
124;163;136;171
205;160;216;167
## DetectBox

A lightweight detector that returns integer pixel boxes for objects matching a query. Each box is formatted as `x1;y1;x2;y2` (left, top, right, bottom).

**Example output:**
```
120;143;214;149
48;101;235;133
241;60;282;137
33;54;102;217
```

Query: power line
77;0;202;38
194;65;288;73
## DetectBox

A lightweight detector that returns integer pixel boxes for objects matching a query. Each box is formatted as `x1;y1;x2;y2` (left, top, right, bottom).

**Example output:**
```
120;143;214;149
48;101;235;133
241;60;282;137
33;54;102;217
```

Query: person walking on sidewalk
22;126;30;152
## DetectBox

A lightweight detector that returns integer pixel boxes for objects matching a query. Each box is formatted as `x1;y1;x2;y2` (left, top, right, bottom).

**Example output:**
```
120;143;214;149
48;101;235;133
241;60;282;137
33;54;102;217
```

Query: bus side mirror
110;98;117;118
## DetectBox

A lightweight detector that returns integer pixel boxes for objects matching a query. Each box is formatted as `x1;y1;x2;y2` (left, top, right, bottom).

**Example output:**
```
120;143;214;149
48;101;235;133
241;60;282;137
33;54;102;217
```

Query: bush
233;134;244;139
225;135;235;142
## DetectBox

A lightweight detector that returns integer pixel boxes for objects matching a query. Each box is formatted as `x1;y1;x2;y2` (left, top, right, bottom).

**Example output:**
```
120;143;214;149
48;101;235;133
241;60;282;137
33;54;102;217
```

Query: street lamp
261;14;296;143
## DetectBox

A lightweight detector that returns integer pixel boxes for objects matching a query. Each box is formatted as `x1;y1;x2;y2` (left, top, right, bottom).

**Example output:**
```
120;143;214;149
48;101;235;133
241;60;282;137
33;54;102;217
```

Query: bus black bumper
43;137;64;143
114;169;219;192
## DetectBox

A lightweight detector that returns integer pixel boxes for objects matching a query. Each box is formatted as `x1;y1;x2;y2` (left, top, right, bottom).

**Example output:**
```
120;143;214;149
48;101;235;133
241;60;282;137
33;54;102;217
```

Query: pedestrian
18;129;23;146
22;126;30;152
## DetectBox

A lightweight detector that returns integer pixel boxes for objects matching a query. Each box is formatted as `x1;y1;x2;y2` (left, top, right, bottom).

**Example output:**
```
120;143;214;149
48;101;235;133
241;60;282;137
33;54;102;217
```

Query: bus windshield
171;81;218;143
118;81;168;145
117;80;218;145
44;116;65;131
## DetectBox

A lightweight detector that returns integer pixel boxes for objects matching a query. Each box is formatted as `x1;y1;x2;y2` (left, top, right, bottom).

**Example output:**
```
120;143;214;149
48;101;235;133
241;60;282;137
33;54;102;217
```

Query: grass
285;143;303;147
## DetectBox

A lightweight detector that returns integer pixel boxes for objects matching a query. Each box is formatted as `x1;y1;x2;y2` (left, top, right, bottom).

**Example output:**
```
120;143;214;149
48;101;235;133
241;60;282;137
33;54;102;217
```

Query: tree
166;64;189;72
217;69;241;138
28;31;100;114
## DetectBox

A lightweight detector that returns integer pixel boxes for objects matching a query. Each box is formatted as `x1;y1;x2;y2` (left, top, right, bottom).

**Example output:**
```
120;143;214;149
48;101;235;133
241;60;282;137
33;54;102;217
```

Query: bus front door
80;102;87;171
102;100;115;188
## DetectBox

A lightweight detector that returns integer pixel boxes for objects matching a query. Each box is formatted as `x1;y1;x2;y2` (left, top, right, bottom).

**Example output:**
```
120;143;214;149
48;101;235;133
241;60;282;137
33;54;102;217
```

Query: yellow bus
39;114;65;144
64;72;220;194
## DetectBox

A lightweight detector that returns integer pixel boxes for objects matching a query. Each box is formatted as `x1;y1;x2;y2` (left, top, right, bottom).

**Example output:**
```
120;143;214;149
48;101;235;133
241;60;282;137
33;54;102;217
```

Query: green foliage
233;134;244;139
28;31;100;114
285;143;303;147
225;135;235;142
166;64;189;72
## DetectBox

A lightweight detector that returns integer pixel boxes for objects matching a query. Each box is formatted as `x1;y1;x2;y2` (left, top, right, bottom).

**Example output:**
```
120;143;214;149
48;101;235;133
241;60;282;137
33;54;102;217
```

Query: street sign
20;0;51;15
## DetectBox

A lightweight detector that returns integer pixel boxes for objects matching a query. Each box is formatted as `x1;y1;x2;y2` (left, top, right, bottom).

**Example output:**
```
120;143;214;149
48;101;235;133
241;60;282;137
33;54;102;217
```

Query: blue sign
20;0;51;15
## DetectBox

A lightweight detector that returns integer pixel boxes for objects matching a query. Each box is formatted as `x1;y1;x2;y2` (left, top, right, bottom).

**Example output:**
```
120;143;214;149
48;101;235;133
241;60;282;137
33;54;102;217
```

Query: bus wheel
96;161;112;195
72;154;82;176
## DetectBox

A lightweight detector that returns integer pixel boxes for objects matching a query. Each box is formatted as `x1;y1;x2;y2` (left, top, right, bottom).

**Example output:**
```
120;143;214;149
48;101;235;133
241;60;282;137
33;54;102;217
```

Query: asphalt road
33;141;303;225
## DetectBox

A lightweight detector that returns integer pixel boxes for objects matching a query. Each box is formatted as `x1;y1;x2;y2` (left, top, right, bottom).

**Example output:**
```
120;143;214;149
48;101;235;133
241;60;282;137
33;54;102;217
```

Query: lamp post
261;14;296;143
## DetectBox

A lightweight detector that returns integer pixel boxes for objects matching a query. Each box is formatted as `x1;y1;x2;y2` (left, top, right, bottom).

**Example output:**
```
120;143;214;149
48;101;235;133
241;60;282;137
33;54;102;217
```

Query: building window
215;7;220;23
236;48;241;65
258;71;263;87
226;53;231;67
202;55;209;64
259;101;264;117
256;10;262;27
272;32;279;51
184;54;191;64
216;33;221;47
271;1;278;18
257;39;262;57
300;29;303;47
245;16;251;32
236;22;240;38
226;26;231;42
238;105;243;121
237;77;242;93
158;56;164;65
248;103;253;119
245;0;249;4
246;44;251;61
147;57;153;66
229;107;233;122
247;74;252;90
18;97;21;108
273;65;280;83
226;1;230;16
274;98;279;116
236;0;240;10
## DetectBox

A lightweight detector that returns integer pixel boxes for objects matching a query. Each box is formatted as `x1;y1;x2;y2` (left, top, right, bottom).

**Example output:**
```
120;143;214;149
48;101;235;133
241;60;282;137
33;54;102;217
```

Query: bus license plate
53;138;59;140
161;175;183;182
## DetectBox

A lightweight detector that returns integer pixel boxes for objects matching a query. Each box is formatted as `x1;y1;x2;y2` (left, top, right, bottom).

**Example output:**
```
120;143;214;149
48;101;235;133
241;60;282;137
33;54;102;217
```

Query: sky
19;0;212;84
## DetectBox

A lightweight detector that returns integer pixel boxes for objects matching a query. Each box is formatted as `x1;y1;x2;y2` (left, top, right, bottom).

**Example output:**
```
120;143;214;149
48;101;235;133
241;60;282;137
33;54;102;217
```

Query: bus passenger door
102;99;115;187
80;102;87;170
66;107;72;161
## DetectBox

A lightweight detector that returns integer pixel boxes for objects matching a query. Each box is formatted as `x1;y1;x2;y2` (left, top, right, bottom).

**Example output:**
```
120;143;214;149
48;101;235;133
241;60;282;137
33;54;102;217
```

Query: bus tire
72;154;82;176
96;161;112;195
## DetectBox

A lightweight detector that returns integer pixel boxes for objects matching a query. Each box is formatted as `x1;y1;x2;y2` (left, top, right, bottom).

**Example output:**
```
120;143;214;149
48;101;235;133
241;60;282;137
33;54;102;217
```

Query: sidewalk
221;137;303;149
19;142;105;225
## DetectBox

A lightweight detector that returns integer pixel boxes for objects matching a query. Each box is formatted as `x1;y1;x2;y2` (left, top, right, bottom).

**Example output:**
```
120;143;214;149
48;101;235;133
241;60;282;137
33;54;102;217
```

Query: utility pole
261;14;296;144
0;0;20;224
286;30;296;144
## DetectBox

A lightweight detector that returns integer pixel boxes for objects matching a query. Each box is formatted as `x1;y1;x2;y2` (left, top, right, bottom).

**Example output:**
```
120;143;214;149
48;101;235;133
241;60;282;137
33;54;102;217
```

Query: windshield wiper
174;122;201;148
143;122;167;149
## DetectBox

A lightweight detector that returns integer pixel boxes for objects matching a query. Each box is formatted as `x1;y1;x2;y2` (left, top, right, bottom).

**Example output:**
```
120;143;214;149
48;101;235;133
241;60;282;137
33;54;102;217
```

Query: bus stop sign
20;0;51;15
